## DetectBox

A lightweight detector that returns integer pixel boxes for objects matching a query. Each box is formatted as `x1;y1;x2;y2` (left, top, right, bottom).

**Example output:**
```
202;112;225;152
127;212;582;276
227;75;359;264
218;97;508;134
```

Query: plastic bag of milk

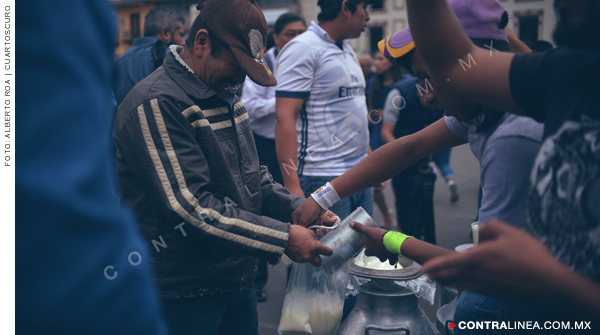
278;262;348;335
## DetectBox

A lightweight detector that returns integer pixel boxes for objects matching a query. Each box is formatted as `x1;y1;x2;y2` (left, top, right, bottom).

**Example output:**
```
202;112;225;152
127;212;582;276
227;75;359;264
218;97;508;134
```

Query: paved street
258;144;480;334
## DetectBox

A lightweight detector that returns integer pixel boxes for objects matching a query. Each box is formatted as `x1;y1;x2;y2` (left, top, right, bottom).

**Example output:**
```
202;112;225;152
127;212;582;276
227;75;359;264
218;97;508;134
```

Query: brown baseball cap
198;0;277;87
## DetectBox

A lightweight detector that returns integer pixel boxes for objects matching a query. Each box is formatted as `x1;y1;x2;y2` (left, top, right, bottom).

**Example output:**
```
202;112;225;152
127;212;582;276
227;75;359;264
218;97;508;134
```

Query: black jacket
113;47;303;298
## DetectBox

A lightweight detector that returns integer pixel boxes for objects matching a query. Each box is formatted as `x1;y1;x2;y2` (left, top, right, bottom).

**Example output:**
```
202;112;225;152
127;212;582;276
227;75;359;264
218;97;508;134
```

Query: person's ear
194;29;210;58
159;27;171;43
340;0;350;18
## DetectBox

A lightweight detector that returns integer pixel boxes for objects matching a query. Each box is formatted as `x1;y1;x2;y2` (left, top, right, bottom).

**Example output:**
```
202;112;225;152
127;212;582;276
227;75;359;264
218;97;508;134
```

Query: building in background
346;0;556;56
111;0;555;58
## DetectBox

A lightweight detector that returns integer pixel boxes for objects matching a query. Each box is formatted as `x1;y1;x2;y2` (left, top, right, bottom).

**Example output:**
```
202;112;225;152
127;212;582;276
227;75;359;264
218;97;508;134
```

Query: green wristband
383;231;413;255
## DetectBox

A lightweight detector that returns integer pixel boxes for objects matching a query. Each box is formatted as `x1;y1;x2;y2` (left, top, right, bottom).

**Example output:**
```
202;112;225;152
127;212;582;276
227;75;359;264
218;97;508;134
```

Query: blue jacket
17;1;168;333
392;77;445;139
113;36;160;105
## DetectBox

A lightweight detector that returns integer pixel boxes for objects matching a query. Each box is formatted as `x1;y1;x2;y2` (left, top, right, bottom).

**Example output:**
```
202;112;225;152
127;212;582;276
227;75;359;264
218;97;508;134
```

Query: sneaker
448;180;459;203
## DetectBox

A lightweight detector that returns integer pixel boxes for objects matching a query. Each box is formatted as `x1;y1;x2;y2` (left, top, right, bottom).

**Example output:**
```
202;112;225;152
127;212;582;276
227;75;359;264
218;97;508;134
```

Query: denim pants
163;289;259;335
391;160;437;244
433;148;455;181
299;175;374;219
454;290;499;335
255;259;268;290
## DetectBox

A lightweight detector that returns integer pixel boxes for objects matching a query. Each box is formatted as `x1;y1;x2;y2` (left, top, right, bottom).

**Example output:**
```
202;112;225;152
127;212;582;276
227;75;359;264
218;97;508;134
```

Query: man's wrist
383;231;414;255
310;182;340;210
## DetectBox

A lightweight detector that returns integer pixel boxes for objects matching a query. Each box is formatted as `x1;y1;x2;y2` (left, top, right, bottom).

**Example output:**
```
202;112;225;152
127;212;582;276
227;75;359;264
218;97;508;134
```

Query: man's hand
349;221;397;265
285;225;334;267
317;210;338;226
421;219;560;299
310;210;339;238
292;196;324;227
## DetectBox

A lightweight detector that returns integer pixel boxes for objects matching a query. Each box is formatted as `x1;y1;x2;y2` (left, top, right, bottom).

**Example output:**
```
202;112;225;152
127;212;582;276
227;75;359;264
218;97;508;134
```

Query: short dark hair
397;38;511;75
317;0;367;22
274;13;306;35
143;7;184;37
184;15;228;57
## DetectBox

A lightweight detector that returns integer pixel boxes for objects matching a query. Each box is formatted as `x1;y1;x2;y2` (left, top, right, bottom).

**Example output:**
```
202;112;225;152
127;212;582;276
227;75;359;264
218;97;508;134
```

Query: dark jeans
433;148;455;180
391;160;437;244
454;290;499;335
163;289;259;335
253;134;283;184
255;259;268;290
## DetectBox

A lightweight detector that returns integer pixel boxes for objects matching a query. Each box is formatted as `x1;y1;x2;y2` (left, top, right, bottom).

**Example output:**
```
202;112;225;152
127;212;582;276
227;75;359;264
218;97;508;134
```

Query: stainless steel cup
319;207;379;275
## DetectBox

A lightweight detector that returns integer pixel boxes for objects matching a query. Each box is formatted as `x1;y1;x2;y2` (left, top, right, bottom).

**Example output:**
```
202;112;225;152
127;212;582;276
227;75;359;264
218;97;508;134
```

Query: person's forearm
332;119;463;199
331;136;422;198
381;128;396;143
400;238;453;265
275;116;301;191
406;0;476;79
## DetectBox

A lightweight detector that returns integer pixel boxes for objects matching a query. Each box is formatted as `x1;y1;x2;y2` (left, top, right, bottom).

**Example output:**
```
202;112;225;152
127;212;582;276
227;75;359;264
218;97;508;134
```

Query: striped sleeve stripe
235;112;249;124
201;106;228;117
275;91;310;99
182;105;230;118
182;105;202;118
191;119;210;128
234;101;244;111
137;101;287;254
138;105;288;254
193;112;250;130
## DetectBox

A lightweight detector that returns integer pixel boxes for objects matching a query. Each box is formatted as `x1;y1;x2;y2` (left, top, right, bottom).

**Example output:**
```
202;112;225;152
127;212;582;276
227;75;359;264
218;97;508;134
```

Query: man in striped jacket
113;1;333;334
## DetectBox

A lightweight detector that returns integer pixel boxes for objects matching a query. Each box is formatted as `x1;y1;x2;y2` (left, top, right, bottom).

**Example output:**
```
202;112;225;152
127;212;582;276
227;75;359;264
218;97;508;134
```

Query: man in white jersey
275;0;373;219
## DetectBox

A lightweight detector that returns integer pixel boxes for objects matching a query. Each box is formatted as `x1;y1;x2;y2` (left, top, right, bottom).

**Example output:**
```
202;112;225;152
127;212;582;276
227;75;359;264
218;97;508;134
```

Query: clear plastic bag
394;275;436;305
278;263;348;335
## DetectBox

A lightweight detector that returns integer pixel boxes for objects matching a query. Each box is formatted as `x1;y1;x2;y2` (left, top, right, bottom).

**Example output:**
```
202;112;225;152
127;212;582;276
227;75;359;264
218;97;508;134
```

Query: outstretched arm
349;221;453;265
406;0;524;115
275;97;305;197
292;118;465;226
332;118;464;198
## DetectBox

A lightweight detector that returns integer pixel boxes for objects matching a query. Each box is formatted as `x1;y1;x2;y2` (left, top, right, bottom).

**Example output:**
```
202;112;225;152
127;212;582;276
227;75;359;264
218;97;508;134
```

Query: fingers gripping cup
319;207;379;275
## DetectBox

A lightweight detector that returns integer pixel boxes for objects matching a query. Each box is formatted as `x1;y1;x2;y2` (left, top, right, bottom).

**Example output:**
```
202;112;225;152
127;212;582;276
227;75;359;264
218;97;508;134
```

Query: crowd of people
17;0;599;334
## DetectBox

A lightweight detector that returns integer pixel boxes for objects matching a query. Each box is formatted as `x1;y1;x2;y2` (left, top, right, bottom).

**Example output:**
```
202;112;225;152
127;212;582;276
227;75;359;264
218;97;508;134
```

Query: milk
278;306;312;333
354;250;403;271
309;309;343;335
279;290;343;335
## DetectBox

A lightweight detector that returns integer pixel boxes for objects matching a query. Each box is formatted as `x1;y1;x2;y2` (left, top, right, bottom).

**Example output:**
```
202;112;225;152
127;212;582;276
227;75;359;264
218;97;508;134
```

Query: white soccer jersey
276;21;368;177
